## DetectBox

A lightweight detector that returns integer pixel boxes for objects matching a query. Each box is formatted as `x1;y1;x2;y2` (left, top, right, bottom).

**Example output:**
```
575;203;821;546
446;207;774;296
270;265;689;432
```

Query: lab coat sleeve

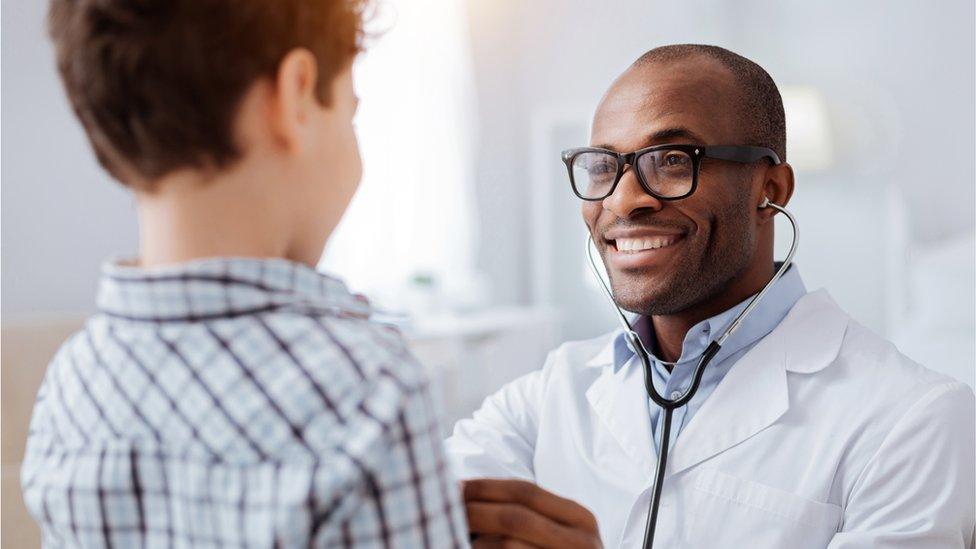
827;381;976;549
444;359;548;482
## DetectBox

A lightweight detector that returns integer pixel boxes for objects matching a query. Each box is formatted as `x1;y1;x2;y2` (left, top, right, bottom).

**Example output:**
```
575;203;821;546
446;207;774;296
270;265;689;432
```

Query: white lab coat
446;290;976;548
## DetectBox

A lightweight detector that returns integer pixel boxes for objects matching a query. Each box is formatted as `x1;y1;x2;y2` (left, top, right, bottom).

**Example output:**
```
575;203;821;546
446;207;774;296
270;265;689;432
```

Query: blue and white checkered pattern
21;257;468;548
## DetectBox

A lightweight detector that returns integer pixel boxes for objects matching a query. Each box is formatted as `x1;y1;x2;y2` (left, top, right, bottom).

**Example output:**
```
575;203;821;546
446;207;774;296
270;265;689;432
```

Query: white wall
2;1;138;316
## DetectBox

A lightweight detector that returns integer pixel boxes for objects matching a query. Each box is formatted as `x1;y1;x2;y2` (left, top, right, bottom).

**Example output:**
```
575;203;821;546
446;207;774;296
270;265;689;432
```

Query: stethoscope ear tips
759;197;771;208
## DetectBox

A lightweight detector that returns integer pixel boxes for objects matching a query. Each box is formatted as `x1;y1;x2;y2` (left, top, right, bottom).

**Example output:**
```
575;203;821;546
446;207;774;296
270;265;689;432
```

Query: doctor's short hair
634;44;787;163
47;0;369;186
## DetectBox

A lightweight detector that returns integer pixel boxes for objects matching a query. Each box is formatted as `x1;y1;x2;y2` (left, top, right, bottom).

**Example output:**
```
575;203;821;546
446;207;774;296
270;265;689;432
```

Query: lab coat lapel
667;330;789;476
668;290;848;476
586;354;658;482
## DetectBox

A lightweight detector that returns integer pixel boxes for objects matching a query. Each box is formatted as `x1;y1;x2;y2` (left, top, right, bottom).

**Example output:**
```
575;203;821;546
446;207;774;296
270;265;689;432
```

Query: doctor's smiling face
582;50;793;318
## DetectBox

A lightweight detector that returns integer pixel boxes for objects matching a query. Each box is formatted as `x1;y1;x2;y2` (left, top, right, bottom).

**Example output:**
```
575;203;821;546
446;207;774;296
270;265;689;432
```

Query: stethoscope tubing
585;199;799;409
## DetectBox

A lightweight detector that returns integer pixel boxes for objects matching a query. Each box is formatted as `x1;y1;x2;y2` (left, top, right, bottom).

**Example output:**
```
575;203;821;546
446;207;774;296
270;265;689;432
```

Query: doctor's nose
602;166;664;219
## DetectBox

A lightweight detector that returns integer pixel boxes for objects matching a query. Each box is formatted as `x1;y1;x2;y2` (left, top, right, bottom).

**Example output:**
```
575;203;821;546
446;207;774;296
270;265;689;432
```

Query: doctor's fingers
471;535;540;549
465;502;602;549
462;479;599;532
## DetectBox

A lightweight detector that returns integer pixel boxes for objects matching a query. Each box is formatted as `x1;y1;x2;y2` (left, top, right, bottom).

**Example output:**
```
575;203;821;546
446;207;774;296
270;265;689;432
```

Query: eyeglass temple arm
704;145;781;165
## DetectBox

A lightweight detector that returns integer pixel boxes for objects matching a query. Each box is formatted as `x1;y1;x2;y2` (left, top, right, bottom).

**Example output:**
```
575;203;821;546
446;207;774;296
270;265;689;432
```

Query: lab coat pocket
685;469;841;548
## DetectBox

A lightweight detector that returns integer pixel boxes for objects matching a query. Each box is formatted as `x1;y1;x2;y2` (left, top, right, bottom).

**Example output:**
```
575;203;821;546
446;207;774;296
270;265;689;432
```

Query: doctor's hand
462;478;602;549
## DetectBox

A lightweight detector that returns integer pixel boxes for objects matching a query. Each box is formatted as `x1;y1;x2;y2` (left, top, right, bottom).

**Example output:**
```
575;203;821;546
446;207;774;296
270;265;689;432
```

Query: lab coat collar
778;289;849;374
585;335;619;367
584;288;846;374
585;353;661;480
668;289;848;475
584;289;849;480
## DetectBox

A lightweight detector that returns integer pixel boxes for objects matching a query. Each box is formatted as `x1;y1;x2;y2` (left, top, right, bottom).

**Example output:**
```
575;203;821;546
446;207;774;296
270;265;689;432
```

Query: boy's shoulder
34;307;428;462
253;310;427;391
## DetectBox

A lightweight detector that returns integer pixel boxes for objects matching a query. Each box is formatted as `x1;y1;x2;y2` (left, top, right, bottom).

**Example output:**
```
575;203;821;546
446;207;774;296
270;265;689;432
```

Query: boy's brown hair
48;0;367;186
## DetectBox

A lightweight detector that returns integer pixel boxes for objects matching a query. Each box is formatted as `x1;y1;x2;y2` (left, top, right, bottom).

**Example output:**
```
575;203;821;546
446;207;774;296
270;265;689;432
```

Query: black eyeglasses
560;144;781;201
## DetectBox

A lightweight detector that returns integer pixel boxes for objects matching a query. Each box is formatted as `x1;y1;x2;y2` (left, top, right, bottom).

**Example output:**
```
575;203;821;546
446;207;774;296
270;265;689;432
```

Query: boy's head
49;0;368;265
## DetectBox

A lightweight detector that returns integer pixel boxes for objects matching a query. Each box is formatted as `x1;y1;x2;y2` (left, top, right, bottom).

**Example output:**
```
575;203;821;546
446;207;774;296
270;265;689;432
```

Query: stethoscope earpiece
759;197;771;208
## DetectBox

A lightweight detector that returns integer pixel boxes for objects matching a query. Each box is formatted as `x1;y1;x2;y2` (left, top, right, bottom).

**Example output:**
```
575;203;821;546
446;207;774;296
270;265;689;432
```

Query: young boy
21;1;467;546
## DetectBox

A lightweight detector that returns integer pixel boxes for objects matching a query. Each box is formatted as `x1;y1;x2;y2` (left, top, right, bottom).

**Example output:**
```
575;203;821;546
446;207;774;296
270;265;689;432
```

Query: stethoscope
585;197;800;549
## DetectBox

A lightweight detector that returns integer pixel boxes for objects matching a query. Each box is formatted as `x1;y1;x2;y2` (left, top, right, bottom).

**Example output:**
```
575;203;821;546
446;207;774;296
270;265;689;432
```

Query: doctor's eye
587;160;616;176
661;151;691;168
573;152;618;185
644;150;693;179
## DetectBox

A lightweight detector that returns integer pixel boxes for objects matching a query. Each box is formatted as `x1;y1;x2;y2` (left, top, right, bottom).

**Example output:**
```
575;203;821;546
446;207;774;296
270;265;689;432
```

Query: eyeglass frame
560;143;782;201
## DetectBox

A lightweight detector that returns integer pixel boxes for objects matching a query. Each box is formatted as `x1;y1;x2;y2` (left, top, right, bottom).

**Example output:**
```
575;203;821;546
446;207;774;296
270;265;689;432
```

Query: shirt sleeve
827;381;975;548
444;355;549;482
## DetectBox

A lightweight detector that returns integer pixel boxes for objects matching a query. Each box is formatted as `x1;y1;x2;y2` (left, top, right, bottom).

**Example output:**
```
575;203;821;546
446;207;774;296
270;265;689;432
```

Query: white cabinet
404;306;561;435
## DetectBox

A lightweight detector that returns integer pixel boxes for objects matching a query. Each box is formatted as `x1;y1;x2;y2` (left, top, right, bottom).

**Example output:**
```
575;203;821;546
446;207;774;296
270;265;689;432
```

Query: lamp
781;86;834;172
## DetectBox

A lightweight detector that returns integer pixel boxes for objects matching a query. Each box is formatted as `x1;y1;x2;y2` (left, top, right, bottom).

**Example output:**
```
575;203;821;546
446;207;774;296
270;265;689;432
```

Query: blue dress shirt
610;265;807;452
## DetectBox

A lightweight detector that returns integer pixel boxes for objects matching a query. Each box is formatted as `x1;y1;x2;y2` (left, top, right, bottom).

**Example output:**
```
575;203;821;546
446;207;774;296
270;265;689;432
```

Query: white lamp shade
782;86;834;172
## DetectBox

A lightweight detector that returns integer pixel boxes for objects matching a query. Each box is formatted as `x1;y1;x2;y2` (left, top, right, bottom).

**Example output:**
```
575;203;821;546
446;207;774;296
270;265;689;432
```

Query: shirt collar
594;264;807;371
97;256;371;322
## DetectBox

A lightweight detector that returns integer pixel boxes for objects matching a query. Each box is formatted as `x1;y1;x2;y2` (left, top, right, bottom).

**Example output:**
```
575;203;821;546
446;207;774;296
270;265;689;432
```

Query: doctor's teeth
615;236;679;252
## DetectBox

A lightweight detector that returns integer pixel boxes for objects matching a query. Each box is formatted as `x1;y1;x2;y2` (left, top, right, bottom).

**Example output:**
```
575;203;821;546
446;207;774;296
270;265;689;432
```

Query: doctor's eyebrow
647;127;706;144
591;127;708;151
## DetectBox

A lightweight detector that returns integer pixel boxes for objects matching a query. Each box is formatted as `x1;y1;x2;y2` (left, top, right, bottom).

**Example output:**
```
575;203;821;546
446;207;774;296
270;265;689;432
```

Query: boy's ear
271;48;320;155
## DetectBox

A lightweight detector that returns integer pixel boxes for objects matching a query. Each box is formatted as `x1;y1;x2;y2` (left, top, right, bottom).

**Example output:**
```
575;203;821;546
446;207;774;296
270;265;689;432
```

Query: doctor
446;44;975;548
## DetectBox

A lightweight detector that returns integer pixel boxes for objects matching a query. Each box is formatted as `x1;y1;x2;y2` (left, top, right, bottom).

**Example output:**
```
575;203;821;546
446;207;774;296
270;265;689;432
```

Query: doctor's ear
757;162;795;223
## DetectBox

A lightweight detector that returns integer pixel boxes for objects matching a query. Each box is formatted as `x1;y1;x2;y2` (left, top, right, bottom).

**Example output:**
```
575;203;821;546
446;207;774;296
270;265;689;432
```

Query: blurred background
2;0;975;545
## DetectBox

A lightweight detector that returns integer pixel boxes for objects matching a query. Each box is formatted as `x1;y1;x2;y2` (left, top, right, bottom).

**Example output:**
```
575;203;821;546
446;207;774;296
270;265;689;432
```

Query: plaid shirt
21;258;468;548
